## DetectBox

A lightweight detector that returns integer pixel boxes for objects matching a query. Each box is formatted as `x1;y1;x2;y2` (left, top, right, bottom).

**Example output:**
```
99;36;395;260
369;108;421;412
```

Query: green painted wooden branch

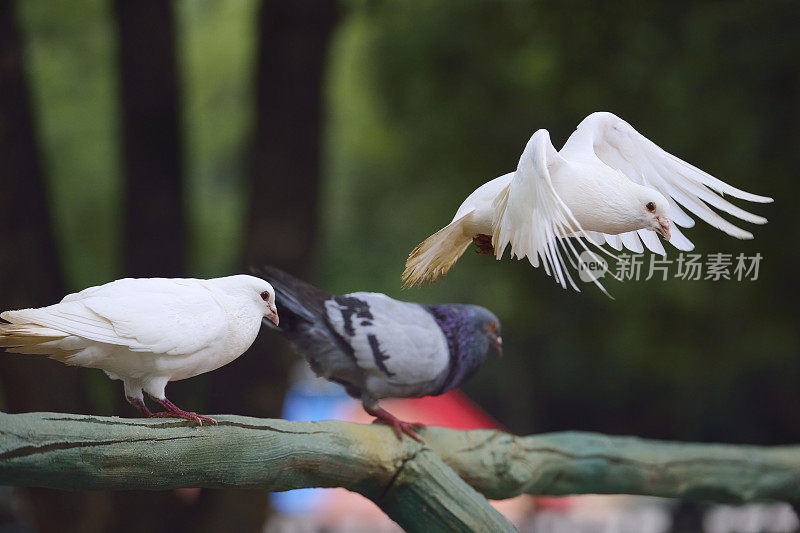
2;413;800;529
0;412;514;532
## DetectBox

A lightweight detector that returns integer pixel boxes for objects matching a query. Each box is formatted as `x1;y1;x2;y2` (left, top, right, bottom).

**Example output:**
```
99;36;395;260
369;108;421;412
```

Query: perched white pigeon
403;111;773;291
0;275;278;425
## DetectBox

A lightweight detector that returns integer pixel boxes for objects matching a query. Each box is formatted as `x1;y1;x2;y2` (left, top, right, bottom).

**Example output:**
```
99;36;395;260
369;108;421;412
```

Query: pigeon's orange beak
488;322;502;356
494;335;503;357
487;331;502;357
656;216;671;241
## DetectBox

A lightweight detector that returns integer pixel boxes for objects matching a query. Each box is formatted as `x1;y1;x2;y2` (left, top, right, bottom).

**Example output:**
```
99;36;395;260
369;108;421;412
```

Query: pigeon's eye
489;322;498;332
260;291;270;301
646;202;656;213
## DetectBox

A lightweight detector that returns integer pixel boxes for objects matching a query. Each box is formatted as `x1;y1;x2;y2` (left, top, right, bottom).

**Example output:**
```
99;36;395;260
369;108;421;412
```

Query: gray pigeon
257;266;502;441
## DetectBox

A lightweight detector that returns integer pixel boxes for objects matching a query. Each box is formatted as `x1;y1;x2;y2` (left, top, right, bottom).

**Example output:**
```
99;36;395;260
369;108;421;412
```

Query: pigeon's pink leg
473;234;495;255
126;396;153;416
148;397;218;426
363;403;424;443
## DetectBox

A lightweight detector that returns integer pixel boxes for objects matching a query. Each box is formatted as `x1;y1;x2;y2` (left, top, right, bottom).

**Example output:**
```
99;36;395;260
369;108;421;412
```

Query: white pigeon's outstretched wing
562;112;773;254
1;278;227;356
492;129;609;294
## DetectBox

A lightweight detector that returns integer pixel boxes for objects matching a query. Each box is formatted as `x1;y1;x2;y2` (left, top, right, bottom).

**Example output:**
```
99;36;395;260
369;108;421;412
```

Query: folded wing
324;292;449;388
1;278;226;356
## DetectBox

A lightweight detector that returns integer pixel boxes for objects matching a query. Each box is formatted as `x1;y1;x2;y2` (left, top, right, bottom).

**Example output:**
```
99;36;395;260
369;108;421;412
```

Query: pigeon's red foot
148;410;218;426
364;404;424;442
150;397;218;426
473;234;495;255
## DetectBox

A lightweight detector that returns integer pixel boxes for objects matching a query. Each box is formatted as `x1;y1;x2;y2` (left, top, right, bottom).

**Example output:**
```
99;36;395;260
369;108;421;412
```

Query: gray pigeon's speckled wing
324;292;449;393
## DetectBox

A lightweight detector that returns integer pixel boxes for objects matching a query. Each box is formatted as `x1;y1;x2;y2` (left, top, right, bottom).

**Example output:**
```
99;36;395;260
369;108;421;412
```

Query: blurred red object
342;389;504;430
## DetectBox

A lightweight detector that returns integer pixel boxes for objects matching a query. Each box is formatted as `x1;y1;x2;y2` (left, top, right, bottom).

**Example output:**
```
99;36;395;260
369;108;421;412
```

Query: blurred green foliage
15;1;800;442
19;0;259;285
18;0;120;290
176;0;259;278
321;1;799;442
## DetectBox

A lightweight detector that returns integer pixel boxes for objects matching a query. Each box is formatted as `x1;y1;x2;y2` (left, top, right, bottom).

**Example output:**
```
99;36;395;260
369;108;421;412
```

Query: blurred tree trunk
242;0;337;270
114;0;189;426
105;2;194;533
116;0;184;278
201;1;339;531
0;1;102;532
0;0;77;408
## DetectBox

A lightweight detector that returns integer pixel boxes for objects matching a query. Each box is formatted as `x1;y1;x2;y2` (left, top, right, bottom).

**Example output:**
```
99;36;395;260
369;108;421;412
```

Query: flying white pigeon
403;111;773;292
0;275;278;425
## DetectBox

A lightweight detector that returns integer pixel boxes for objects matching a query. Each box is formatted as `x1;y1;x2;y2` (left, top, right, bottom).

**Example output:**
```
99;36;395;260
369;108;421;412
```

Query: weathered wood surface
2;413;800;528
0;412;514;532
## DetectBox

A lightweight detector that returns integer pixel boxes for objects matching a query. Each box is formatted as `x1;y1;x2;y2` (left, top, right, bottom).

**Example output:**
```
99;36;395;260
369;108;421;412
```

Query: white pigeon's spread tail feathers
0;321;77;361
402;211;475;288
